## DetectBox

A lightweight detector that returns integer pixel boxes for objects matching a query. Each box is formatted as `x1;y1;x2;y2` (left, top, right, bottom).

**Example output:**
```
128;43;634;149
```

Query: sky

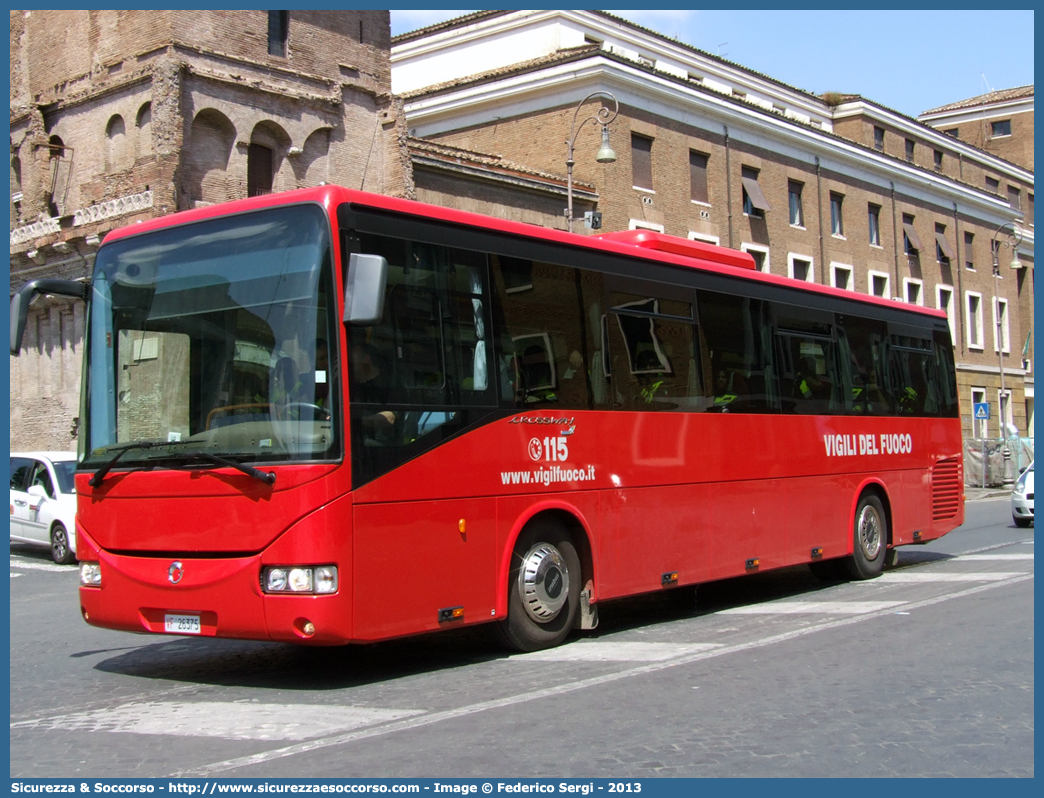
390;9;1035;119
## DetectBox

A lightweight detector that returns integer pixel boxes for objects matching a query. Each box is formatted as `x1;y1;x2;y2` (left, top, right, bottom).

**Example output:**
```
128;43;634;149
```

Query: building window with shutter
1008;185;1021;210
689;151;709;204
905;139;915;162
935;223;954;265
631;134;653;191
964;231;975;271
268;11;289;57
902;214;922;255
873;126;885;150
740;166;769;219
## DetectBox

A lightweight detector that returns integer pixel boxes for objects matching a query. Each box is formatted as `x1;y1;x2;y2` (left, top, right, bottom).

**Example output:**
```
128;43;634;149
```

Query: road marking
9;558;74;573
719;600;906;615
170;572;1032;777
10;573;23;578
10;702;423;742
957;554;1034;561
873;571;1026;583
514;641;723;662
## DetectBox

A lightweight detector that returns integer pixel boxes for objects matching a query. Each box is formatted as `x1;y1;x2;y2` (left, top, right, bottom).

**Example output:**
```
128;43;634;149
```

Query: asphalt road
9;497;1033;778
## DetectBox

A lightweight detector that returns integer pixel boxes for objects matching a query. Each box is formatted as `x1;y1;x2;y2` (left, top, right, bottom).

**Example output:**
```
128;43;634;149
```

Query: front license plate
164;614;201;635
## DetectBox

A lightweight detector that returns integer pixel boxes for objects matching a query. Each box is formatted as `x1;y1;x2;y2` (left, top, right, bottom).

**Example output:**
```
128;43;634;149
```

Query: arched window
106;115;127;171
47;135;69;217
136;103;152;158
11;155;22;224
185;109;236;208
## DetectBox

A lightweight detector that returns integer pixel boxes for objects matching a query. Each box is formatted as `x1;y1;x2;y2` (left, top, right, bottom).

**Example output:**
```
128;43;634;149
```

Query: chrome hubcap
857;504;883;560
518;543;569;623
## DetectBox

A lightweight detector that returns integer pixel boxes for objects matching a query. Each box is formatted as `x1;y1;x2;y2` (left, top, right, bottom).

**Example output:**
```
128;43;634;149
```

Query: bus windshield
82;203;339;469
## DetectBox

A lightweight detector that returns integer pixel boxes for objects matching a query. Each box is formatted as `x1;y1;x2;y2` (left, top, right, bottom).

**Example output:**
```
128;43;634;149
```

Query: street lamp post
990;221;1023;483
565;92;619;233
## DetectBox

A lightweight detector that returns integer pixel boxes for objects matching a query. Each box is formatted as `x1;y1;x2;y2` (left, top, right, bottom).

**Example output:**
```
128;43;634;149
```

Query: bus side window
776;333;841;415
933;329;960;418
696;291;775;413
888;334;937;416
491;256;591;410
602;292;699;411
838;316;892;415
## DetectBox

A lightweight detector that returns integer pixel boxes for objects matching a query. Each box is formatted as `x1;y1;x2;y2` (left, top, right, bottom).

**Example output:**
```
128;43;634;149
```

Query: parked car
1011;461;1034;528
10;452;78;563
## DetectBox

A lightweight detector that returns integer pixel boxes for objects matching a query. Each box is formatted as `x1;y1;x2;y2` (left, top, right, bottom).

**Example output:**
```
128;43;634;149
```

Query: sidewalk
964;487;1012;502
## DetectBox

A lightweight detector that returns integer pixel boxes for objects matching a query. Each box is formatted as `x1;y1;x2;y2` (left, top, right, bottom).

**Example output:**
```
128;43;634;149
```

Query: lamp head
595;125;617;163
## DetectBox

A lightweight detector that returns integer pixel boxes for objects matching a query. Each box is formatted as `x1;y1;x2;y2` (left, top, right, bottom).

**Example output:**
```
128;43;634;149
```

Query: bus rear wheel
844;493;887;580
496;520;581;652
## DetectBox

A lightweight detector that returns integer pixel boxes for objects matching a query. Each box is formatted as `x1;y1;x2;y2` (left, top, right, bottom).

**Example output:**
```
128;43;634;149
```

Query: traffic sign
973;402;990;420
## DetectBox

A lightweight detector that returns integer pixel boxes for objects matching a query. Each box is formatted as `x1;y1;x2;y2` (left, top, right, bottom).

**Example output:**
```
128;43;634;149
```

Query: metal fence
963;437;1034;488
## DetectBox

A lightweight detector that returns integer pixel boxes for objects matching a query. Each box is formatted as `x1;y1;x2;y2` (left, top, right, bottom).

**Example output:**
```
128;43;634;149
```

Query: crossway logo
167;561;184;585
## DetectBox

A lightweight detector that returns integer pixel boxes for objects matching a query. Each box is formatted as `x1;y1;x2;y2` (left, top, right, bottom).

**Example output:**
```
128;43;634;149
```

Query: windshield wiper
89;440;169;487
161;451;276;486
89;441;276;487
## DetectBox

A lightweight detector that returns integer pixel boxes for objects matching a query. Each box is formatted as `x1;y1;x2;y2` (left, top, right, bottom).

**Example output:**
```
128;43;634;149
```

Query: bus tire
843;493;887;580
496;520;581;652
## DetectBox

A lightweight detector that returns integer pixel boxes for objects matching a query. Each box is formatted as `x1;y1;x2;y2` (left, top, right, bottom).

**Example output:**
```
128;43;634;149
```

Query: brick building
9;9;410;450
919;85;1034;172
392;10;1034;442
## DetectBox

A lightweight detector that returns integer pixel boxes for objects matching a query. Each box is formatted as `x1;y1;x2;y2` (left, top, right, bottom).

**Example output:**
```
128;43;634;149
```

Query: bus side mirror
343;253;388;325
11;278;89;354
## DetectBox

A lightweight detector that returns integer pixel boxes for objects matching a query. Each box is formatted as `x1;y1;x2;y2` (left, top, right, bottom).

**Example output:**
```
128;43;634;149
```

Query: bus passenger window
602;293;699;411
696;291;775;413
838;316;891;415
888;335;938;416
491;256;590;410
777;334;841;415
347;232;496;488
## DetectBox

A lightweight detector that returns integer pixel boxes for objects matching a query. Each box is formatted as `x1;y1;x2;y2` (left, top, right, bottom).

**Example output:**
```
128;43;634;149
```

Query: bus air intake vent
931;458;961;520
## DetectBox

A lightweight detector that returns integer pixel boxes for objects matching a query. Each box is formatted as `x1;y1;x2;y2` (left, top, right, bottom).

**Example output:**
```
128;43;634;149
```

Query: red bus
11;185;964;651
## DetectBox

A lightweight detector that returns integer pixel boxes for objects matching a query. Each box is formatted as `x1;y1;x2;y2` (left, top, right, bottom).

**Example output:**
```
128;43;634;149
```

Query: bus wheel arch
495;509;592;652
844;486;890;580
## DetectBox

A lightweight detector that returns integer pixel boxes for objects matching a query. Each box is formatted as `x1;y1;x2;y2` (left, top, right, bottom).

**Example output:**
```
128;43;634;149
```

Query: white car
10;451;78;563
1011;461;1034;528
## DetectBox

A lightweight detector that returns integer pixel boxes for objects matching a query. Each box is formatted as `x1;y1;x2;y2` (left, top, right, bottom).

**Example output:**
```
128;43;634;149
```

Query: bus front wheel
844;493;887;580
496;521;581;652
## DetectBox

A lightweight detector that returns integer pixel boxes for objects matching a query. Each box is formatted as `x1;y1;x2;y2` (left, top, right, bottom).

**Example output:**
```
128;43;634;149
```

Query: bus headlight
80;562;102;587
288;568;312;592
314;566;338;594
262;566;337;595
